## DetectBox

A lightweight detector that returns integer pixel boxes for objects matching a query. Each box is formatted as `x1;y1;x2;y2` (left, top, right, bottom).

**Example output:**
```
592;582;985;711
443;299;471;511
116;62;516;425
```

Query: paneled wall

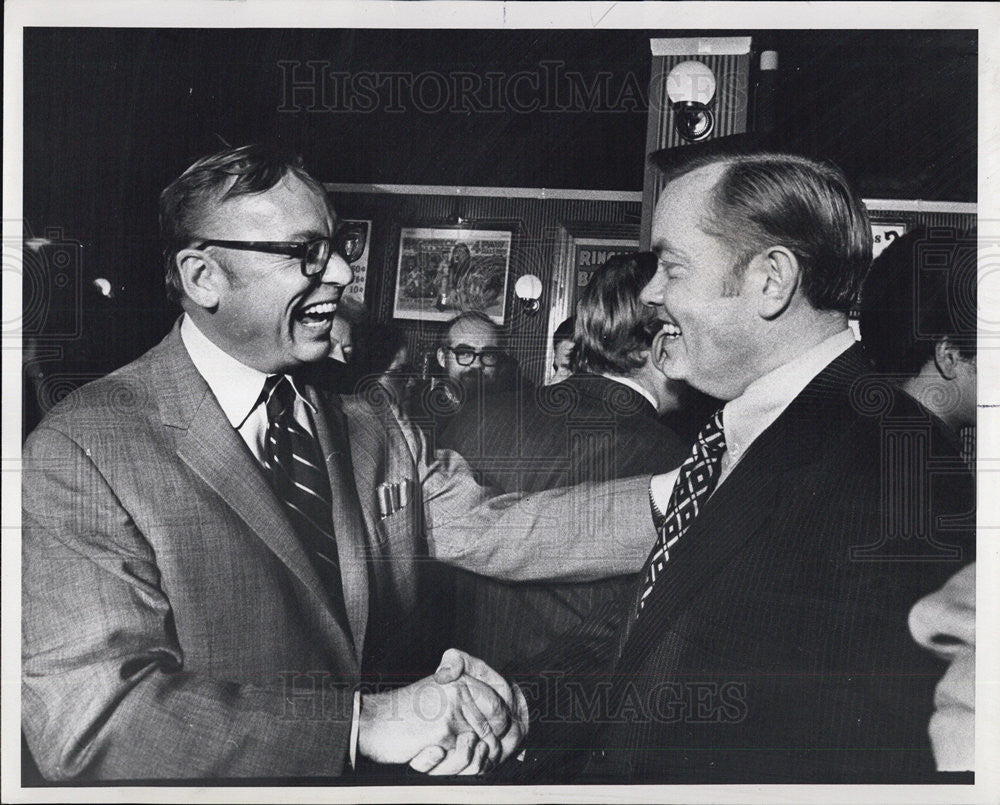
864;206;976;234
326;185;641;386
640;37;753;248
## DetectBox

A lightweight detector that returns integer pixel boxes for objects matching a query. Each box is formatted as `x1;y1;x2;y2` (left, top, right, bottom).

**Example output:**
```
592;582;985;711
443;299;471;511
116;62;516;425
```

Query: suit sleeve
22;426;354;781
419;446;656;582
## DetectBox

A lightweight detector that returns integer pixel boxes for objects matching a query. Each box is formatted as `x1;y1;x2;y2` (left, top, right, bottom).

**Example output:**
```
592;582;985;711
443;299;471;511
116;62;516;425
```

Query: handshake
357;648;529;775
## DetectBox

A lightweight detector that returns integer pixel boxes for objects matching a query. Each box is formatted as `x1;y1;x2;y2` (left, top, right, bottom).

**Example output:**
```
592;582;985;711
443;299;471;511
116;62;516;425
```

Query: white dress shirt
651;328;857;509
181;314;364;764
180;314;317;465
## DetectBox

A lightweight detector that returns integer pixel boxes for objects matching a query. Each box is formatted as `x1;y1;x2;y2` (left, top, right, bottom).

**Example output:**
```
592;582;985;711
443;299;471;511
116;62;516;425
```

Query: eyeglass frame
446;346;503;367
192;222;365;278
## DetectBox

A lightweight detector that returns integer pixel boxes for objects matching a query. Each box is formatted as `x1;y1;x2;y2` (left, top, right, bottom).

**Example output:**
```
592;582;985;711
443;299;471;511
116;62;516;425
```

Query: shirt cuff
349;689;362;768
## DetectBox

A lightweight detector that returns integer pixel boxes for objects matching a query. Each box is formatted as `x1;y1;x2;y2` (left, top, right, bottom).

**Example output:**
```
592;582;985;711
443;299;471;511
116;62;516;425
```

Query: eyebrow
284;228;327;242
651;240;684;260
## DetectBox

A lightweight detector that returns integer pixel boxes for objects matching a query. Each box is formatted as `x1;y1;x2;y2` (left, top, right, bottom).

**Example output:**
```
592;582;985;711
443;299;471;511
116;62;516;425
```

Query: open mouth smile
658;321;682;339
295;300;337;329
652;320;682;364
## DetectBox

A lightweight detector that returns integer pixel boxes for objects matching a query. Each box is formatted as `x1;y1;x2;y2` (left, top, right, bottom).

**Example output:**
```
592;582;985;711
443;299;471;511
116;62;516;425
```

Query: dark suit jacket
513;345;974;784
439;374;688;672
21;322;656;781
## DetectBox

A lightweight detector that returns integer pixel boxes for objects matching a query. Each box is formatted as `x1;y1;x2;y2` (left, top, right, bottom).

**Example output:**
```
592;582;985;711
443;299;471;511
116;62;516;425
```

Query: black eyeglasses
448;347;502;367
194;223;366;277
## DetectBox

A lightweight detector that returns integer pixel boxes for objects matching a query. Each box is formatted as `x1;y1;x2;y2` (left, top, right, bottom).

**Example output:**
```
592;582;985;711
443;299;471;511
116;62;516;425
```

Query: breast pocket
374;481;424;555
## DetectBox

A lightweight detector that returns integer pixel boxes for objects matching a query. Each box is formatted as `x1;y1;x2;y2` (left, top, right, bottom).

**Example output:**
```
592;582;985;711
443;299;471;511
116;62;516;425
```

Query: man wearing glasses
436;310;504;396
21;144;655;782
417;310;518;449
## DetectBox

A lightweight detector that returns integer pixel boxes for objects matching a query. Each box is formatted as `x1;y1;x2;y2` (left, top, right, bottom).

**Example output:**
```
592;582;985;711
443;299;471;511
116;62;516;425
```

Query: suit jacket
439;374;688;671
514;345;975;784
441;374;685;492
22;321;655;781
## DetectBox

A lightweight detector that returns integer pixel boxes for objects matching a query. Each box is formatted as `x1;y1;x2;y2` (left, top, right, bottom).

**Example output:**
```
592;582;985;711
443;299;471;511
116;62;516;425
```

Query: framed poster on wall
572;238;640;290
546;221;640;383
870;220;908;260
391;226;512;324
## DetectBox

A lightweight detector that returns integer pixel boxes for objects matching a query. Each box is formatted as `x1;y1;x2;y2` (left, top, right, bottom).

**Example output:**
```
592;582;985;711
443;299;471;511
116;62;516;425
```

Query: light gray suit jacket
22;322;652;780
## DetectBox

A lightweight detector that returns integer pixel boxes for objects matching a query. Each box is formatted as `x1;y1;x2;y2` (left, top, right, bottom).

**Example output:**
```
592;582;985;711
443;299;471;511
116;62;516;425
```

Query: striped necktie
632;409;726;625
261;375;346;614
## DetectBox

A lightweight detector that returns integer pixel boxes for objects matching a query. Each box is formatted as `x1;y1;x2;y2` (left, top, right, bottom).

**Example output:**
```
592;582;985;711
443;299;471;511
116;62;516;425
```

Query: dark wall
21;27;977;411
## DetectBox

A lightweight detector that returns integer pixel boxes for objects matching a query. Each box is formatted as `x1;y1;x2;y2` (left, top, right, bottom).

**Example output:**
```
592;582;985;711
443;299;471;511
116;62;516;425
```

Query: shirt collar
601;373;658;412
180;314;315;428
722;328;857;459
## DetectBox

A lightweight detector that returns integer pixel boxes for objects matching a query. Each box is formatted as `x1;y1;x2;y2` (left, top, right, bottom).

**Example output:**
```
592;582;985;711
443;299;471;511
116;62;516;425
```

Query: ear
176;247;224;311
933;339;962;380
436;347;447;367
754;246;800;319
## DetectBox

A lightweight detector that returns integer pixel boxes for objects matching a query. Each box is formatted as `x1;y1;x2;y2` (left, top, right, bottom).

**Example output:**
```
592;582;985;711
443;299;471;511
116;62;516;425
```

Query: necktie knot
263;375;294;422
697;409;726;456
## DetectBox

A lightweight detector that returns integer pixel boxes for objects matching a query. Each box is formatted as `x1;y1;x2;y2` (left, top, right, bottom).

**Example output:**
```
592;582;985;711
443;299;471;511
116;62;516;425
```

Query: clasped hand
357;648;528;775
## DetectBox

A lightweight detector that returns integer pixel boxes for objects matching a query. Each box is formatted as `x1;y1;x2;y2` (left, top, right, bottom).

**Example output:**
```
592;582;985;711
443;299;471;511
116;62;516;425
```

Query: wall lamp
666;60;717;142
513;274;542;315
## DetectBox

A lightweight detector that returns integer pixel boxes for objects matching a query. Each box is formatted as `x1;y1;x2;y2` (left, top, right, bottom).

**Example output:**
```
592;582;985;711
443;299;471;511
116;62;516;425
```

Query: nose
639;270;665;307
321;252;354;287
908;565;976;659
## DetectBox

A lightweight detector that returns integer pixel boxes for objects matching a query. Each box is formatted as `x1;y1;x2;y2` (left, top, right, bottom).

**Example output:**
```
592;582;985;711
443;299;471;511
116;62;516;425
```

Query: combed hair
858;226;976;377
159;143;330;304
575;252;659;376
552;316;576;346
664;152;873;312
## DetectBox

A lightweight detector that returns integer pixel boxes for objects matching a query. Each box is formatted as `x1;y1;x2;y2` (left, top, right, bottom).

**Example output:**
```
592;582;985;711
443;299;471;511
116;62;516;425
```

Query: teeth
300;301;336;317
659;321;682;338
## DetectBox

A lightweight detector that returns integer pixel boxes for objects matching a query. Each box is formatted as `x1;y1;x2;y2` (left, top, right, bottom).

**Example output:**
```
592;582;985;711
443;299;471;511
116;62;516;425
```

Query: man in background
548;316;576;385
325;294;365;394
329;295;364;366
437;310;504;395
858;226;978;773
444;253;689;670
408;311;518;452
858;226;977;450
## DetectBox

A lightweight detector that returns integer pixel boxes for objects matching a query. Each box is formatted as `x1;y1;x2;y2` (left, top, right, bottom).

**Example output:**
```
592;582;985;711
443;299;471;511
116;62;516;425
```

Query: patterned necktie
633;409;726;624
261;375;345;614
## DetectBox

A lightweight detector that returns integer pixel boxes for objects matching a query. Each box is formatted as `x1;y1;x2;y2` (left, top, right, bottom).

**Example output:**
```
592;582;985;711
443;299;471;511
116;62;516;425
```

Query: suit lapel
154;322;359;666
616;343;872;676
308;388;371;658
616;426;785;676
176;407;334;604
